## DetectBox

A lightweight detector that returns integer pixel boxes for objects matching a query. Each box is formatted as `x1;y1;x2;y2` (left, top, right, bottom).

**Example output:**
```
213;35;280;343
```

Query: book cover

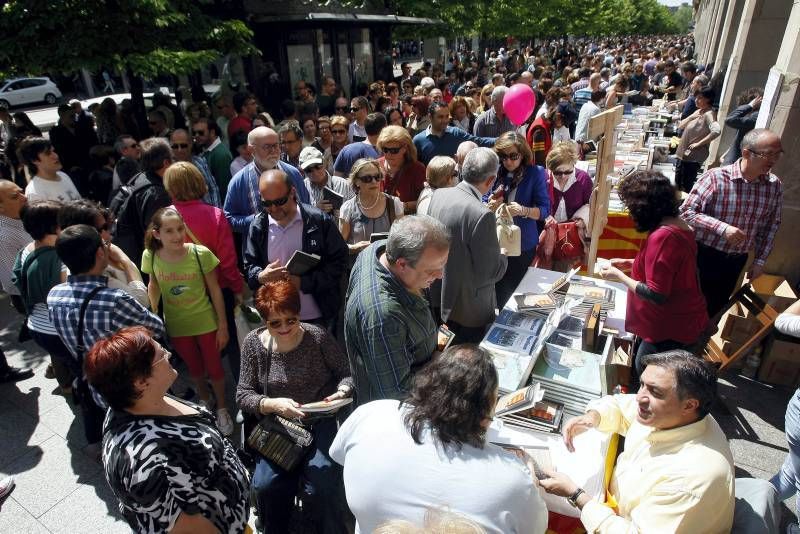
437;325;455;352
370;232;389;243
322;187;344;210
531;344;603;394
481;346;535;393
514;293;557;312
496;309;546;335
494;383;544;416
300;397;353;413
286;250;321;276
484;324;539;355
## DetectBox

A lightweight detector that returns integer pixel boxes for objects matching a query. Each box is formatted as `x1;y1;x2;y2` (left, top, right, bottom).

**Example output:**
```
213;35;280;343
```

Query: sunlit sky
658;0;691;6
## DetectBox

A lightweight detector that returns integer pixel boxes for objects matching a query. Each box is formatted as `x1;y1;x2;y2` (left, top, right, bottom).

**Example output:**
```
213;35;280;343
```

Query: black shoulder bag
246;336;314;472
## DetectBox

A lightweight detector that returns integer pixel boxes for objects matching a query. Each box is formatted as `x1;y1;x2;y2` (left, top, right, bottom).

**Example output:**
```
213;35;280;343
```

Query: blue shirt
223;160;308;235
333;142;380;176
412;126;496;166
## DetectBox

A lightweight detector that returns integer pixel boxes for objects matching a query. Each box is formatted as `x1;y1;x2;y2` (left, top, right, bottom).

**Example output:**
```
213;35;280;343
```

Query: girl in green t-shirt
141;207;233;435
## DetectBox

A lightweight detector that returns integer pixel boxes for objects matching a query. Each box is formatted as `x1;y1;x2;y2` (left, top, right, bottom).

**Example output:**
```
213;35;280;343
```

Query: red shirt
625;225;708;344
377;158;427;205
227;115;253;138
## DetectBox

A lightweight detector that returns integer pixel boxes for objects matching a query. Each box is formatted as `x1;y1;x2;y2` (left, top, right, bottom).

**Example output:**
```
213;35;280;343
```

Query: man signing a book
539;351;734;533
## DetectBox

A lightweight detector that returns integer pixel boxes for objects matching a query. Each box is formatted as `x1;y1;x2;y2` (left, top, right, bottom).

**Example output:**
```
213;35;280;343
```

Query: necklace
358;192;381;211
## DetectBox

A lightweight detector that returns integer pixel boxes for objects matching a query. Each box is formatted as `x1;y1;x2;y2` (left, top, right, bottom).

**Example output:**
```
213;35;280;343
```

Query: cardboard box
758;332;800;386
750;274;797;314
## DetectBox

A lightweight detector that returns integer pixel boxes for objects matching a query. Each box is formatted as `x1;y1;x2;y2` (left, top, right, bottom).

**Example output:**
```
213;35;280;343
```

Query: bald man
680;128;783;317
243;169;347;329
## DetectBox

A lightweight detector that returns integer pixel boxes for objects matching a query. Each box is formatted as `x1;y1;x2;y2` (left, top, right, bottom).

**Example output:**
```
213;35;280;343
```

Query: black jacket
112;171;171;266
244;203;347;322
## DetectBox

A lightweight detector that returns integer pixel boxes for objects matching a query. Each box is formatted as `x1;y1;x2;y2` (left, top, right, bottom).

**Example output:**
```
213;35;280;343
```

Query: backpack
108;171;146;222
111;173;156;261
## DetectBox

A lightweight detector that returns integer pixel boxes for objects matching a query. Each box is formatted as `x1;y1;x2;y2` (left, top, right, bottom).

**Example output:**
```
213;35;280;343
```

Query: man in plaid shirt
48;224;164;446
680;128;783;317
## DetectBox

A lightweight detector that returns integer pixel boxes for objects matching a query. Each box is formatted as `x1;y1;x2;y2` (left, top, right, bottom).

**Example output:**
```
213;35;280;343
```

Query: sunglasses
382;146;403;154
499;153;521;162
331;129;346;135
357;174;382;183
335;106;348;111
192;130;207;136
552;168;574;176
260;194;291;208
170;143;190;149
267;317;299;329
306;164;324;172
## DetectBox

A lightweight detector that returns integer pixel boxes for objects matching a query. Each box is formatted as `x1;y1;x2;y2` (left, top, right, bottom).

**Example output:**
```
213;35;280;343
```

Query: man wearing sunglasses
169;129;221;208
243;169;347;331
680;128;784;317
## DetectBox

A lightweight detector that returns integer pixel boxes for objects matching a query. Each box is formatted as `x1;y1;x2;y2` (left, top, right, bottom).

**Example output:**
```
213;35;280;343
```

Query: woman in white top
330;344;548;534
338;158;403;256
17;138;81;202
416;156;458;217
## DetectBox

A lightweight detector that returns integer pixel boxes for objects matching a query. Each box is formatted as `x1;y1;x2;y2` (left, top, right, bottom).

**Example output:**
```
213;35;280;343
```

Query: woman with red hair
236;279;353;533
84;326;249;534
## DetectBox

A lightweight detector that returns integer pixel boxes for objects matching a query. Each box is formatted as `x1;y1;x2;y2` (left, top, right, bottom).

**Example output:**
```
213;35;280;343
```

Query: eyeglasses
258;142;280;152
260;194;291;208
306;164;324;172
170;143;190;149
552;168;574;176
382;146;404;154
499;153;521;162
331;129;346;135
280;138;300;145
192;130;207;136
267;317;299;329
152;350;171;368
357;174;382;183
749;149;783;160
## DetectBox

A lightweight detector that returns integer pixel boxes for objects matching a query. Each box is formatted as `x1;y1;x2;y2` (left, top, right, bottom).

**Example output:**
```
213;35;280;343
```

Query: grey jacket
427;181;507;328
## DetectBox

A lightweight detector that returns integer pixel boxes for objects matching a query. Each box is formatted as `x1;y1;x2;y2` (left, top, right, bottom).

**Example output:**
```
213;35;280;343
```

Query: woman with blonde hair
537;141;593;271
376;125;427;214
416;156;457;216
478;84;494;114
338;158;404;255
163;161;244;384
490;132;550;306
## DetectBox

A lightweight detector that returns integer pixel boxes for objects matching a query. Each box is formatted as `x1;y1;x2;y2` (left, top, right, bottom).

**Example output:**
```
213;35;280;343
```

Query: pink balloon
504;83;537;126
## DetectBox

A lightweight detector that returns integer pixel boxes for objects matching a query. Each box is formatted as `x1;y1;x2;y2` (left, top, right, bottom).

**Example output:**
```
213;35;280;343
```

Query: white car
0;77;62;108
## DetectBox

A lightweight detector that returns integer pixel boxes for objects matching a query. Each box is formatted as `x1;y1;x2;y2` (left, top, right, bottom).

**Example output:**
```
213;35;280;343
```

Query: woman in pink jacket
164;161;245;382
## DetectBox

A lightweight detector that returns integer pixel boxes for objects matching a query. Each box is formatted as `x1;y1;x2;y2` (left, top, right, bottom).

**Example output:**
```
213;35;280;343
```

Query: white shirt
552;125;572;144
330;399;548;534
575;101;601;142
776;313;800;338
25;172;81;202
0;215;32;296
348;121;367;143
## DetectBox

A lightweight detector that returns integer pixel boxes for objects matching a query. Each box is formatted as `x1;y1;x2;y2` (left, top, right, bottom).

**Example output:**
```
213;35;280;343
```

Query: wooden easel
586;105;624;275
702;285;779;371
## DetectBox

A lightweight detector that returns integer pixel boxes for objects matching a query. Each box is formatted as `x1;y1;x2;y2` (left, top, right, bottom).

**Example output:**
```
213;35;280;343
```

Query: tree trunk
127;67;147;138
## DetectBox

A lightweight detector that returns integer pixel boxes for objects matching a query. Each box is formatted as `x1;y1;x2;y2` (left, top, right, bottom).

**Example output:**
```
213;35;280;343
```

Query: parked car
0;77;62;108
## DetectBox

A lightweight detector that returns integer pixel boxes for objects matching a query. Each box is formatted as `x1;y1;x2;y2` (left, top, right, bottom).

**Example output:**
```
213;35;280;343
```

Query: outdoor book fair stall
480;104;689;530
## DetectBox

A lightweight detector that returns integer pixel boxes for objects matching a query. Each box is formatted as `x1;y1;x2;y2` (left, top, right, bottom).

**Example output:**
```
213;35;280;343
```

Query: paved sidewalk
0;288;797;532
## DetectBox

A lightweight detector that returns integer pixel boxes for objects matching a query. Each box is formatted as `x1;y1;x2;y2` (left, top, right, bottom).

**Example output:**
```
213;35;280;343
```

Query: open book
495;383;544;416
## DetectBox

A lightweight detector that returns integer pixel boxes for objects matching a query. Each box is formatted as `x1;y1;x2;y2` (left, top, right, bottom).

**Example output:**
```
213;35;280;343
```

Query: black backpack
108;172;147;222
111;173;155;261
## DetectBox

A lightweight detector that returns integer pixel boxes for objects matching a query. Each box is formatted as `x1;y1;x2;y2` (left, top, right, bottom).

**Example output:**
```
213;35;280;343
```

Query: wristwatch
567;487;585;508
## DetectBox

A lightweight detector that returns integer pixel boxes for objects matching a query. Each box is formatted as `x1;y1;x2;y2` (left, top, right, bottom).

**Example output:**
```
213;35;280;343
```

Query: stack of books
529;343;604;420
495;383;566;434
481;309;547;393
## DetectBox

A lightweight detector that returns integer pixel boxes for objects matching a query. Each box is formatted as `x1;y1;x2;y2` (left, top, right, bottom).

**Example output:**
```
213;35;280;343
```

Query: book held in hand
286;250;321;276
300;397;353;414
322;187;344;210
437;325;455;352
370;232;389;243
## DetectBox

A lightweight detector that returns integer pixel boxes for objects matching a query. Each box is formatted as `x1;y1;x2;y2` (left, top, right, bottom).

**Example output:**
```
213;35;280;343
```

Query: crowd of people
0;32;793;534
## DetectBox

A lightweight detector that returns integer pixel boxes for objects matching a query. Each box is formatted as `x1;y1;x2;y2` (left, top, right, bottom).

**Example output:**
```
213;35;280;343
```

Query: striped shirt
0;215;32;296
19;246;67;335
344;242;437;405
679;161;782;265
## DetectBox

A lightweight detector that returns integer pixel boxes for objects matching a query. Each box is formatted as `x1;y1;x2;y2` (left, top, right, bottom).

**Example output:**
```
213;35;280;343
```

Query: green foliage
0;0;255;78
671;4;694;34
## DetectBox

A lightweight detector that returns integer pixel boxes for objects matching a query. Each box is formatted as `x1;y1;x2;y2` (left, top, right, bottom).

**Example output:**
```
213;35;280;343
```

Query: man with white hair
455;141;477;176
223;126;309;237
473;86;515;137
427;147;508;343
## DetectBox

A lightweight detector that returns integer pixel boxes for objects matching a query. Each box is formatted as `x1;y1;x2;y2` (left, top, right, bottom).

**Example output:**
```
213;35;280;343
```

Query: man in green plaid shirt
344;216;450;405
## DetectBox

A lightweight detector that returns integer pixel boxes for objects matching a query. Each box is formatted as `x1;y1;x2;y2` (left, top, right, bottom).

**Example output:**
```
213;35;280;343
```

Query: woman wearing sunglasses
339;158;404;256
237;279;353;533
490;132;551;307
376;126;426;215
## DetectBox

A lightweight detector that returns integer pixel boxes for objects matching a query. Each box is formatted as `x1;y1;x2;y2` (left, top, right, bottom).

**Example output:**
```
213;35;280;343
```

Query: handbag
246;337;314;471
495;203;521;257
552;221;583;261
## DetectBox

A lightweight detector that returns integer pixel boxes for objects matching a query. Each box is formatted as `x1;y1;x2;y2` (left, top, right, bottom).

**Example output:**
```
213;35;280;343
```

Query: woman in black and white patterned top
85;326;249;534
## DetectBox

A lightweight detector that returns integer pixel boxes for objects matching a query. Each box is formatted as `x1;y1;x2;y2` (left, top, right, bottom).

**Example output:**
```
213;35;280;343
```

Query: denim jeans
770;388;800;515
251;417;348;534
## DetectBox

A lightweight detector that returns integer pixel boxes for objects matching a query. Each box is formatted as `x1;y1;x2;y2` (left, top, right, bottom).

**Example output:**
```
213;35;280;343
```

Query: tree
671;4;694;34
0;0;255;131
